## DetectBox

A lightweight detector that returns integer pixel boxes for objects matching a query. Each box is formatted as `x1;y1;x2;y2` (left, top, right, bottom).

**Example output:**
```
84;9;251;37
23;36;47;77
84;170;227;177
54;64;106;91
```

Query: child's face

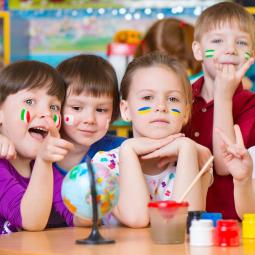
120;66;188;139
0;87;61;159
62;90;113;147
193;22;253;79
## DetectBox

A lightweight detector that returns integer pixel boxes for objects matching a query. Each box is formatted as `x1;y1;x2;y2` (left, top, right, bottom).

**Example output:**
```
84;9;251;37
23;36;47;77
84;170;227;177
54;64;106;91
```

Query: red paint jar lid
148;200;189;208
215;220;240;247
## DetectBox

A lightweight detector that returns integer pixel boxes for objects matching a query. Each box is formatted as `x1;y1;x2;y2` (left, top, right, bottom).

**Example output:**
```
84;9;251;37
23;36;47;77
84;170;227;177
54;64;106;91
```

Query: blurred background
0;0;254;90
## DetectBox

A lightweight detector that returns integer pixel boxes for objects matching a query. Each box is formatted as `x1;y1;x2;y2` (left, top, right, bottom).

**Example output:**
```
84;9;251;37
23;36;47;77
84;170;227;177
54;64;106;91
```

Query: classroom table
0;226;254;255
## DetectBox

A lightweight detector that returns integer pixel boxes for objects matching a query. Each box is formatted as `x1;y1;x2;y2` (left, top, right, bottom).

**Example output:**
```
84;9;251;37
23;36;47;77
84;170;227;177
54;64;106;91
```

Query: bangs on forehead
206;18;250;34
22;71;65;105
67;78;114;98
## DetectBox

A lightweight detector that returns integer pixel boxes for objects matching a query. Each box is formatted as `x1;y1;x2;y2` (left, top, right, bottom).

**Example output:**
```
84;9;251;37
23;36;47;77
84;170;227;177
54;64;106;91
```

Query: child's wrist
233;175;253;187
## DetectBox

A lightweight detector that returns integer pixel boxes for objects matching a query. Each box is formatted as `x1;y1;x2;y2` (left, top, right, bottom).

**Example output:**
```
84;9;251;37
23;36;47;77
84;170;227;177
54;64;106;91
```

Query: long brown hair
135;18;201;75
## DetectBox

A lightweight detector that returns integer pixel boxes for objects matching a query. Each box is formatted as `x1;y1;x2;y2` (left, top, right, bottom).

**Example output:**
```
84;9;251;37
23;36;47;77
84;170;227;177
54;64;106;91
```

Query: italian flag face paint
64;114;74;126
205;49;215;58
20;108;30;123
245;52;251;61
53;114;61;128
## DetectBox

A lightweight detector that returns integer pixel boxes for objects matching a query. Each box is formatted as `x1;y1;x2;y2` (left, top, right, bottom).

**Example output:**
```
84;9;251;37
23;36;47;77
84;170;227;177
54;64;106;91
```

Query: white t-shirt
92;148;177;201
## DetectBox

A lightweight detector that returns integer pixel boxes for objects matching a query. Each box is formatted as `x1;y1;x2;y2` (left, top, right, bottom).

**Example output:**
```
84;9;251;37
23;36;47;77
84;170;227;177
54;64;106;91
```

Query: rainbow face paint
20;108;30;123
170;108;181;116
64;114;74;126
137;106;152;115
205;49;215;58
245;52;251;61
53;114;61;128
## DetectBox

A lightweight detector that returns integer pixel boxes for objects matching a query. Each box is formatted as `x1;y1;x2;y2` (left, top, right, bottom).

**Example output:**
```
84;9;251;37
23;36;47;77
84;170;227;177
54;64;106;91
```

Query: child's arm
213;58;254;175
142;137;212;210
217;125;255;219
113;134;183;228
20;118;74;231
0;134;16;160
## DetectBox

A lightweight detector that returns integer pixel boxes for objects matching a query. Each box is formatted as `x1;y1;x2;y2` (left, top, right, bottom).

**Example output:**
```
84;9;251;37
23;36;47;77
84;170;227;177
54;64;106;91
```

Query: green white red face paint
64;114;74;126
245;52;251;61
205;49;215;58
137;106;152;115
53;114;61;128
20;108;30;123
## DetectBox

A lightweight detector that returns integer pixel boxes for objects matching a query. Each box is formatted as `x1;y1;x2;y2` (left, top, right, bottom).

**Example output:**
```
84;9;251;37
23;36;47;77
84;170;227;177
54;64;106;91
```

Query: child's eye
168;97;179;103
142;96;153;101
237;40;248;46
25;99;34;105
212;39;223;44
96;108;108;113
50;105;60;112
72;106;82;111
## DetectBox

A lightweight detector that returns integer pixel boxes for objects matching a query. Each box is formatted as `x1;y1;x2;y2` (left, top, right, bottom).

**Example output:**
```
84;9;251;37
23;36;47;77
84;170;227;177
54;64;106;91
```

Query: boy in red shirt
184;1;255;219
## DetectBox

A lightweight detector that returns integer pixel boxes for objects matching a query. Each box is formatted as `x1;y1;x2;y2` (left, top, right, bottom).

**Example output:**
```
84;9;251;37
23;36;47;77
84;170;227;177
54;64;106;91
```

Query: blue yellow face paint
137;106;152;115
205;49;215;58
170;108;181;116
245;52;251;61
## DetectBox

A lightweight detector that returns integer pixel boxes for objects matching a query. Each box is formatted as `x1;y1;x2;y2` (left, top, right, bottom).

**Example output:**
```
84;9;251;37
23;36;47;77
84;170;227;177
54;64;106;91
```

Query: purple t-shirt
0;159;73;235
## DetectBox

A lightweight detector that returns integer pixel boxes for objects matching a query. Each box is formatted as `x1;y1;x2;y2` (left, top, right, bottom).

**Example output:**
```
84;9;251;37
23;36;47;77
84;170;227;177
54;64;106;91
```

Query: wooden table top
0;226;254;255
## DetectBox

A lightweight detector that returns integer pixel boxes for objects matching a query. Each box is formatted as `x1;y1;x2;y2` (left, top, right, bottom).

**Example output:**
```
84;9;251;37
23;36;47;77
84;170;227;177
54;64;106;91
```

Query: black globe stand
76;157;115;245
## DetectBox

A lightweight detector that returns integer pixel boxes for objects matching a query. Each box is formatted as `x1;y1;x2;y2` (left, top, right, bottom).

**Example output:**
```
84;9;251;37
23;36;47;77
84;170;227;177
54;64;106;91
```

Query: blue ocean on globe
61;162;119;219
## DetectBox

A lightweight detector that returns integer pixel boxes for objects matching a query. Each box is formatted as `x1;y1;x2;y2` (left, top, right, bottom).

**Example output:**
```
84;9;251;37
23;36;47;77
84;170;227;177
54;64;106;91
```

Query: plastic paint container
214;220;239;247
187;211;206;234
190;219;214;246
243;214;255;239
148;200;189;244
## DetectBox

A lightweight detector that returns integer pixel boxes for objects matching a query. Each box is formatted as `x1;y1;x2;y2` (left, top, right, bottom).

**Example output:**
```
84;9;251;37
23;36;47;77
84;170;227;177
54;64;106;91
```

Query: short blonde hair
194;2;255;48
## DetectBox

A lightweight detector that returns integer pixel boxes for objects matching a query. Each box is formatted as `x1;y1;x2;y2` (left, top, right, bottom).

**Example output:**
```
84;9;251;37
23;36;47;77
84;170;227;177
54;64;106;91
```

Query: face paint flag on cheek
205;49;215;58
64;114;74;126
53;114;61;128
170;108;181;116
137;106;152;115
245;52;251;61
21;108;30;123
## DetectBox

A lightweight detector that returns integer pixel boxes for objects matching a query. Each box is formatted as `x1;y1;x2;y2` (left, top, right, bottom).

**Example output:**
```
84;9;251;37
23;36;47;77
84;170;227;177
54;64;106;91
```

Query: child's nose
83;110;96;124
225;43;237;55
155;101;168;113
39;109;52;118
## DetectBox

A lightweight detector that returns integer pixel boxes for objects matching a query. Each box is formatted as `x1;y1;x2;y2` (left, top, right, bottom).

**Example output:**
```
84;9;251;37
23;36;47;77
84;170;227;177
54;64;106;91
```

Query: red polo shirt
184;76;255;219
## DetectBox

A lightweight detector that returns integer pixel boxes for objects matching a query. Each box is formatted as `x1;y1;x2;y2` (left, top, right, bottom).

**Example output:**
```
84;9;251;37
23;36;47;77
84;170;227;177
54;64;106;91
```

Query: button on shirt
183;76;255;220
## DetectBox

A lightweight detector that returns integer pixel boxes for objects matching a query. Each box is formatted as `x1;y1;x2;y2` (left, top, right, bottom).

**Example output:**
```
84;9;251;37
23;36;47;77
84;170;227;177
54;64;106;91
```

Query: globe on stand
61;157;119;244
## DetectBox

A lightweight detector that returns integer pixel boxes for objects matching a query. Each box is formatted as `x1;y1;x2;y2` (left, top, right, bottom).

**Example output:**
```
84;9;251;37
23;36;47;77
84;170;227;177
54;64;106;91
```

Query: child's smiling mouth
29;127;49;140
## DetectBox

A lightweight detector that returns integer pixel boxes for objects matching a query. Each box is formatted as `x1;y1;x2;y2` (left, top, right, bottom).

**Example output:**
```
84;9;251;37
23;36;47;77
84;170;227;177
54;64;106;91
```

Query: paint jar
214;220;240;247
148;200;189;244
190;219;214;246
201;212;222;227
187;211;206;234
243;214;255;239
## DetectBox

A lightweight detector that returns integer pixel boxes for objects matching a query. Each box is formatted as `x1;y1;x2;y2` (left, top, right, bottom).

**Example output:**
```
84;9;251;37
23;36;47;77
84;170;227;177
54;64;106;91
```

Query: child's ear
120;99;131;122
192;41;203;61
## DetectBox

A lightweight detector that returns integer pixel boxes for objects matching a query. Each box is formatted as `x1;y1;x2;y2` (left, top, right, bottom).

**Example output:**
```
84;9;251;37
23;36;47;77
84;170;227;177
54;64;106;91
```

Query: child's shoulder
0;159;16;175
90;134;126;154
92;148;119;166
233;86;255;108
